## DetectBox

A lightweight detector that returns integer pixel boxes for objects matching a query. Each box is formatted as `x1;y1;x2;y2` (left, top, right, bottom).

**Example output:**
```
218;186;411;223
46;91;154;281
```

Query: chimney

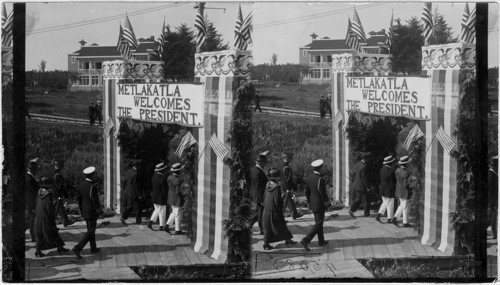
79;39;87;47
310;33;318;40
150;35;155;41
381;29;386;35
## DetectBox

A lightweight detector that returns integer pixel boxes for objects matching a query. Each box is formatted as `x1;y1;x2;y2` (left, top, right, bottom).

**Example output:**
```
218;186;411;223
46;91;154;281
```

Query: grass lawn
28;89;103;119
255;83;331;112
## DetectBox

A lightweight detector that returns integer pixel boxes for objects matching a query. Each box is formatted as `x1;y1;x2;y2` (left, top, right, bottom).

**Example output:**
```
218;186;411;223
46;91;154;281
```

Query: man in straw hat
26;158;39;242
121;159;145;225
300;159;329;251
281;151;303;220
147;162;170;233
72;166;102;259
53;160;74;227
166;163;184;235
249;152;269;235
392;156;411;227
375;155;397;223
349;152;372;218
488;156;498;239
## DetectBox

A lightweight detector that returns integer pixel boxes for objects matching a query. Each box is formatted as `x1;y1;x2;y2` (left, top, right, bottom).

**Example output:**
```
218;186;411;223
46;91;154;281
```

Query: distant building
299;31;388;84
68;37;157;91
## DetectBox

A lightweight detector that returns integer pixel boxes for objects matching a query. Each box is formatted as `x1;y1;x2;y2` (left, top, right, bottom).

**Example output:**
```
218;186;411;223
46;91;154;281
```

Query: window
91;75;99;86
323;69;331;79
72;56;75;64
327;55;332;62
95;62;102;70
83;62;90;70
303;50;306;57
310;69;321;79
78;60;82;70
79;75;89;85
310;54;314;63
315;56;321;63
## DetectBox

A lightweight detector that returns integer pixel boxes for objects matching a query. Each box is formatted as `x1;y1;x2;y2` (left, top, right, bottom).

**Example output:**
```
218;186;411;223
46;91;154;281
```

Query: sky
18;1;499;71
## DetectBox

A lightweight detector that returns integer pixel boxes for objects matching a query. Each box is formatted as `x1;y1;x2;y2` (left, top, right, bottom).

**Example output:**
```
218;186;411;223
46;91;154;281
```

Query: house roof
72;42;156;57
366;35;387;46
308;39;350;50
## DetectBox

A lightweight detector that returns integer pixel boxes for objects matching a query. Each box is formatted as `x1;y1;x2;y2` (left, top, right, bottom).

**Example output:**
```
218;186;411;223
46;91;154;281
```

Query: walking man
72;166;102;259
53;160;73;227
375;156;396;223
488;156;498;239
281;152;303;220
349;153;372;218
121;159;144;225
95;101;103;125
393;156;411;227
254;91;263;113
319;95;326;118
249;153;268;234
167;163;184;235
26;159;39;242
326;94;333;118
300;159;329;251
88;102;95;125
147;163;170;232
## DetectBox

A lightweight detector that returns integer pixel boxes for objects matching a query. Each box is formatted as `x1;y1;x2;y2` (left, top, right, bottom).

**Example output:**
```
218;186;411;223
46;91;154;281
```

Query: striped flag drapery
435;125;456;154
175;131;198;157
124;14;139;50
208;133;229;161
157;17;166;59
333;110;344;131
402;124;424;150
459;3;471;43
2;3;13;47
194;3;207;51
345;17;360;51
421;2;433;43
233;5;244;49
117;25;132;60
465;5;476;43
234;5;252;51
385;11;394;52
351;8;366;42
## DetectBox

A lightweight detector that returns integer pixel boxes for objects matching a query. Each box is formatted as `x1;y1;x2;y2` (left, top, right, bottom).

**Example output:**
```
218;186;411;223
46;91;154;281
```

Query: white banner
116;83;204;127
344;76;432;120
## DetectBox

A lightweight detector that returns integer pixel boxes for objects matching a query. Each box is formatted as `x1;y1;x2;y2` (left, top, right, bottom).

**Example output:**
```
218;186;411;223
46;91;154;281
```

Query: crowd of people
88;101;103;125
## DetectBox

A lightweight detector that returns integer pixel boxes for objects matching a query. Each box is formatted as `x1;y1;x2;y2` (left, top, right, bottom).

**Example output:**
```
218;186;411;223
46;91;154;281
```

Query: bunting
421;2;433;43
402;124;424;150
435;125;456;154
2;3;13;47
208;133;229;161
333;110;344;131
175;131;198;157
123;14;139;50
385;10;394;52
194;3;206;51
117;24;132;60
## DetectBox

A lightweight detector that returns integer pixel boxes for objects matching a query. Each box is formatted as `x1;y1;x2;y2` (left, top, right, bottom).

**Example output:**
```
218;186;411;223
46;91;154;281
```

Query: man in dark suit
249;153;268;234
53;160;74;227
147;163;170;232
281;152;303;220
349;153;372;217
26;159;39;242
300;159;329;251
166;163;184;235
488;156;498;239
375;156;396;223
72;166;102;259
121;159;144;225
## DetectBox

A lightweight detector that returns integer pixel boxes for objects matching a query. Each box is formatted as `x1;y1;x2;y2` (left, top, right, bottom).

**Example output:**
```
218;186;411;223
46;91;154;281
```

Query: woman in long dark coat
34;176;69;257
262;168;297;250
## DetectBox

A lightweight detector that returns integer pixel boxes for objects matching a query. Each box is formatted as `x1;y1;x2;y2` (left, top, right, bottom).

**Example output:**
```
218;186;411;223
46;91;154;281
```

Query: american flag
351;8;366;43
239;12;253;50
123;14;139;50
466;5;476;43
117;24;132;60
459;3;471;43
194;3;206;51
345;17;359;51
175;131;198;157
233;5;244;49
402;124;424;150
208;133;229;161
2;3;13;47
435;125;456;154
385;11;394;52
157;17;166;59
333;111;344;131
421;2;433;43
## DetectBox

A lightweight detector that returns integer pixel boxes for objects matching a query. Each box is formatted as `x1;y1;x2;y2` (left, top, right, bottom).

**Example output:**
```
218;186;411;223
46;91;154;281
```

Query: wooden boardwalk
25;216;220;281
252;208;455;279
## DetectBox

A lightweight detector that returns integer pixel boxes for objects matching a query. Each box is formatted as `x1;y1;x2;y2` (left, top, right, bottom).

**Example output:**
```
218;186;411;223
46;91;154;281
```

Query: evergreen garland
406;125;425;233
223;81;254;264
450;75;476;255
180;143;197;242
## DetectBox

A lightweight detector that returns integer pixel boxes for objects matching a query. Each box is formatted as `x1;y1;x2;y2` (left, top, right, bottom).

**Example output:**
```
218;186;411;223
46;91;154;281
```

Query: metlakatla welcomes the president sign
344;76;432;120
116;83;204;127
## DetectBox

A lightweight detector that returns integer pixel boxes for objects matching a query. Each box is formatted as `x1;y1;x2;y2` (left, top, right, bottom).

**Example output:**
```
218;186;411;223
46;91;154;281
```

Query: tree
271;53;278;65
298;66;310;90
391;17;424;75
39;60;46;72
429;12;456;45
67;71;79;93
202;20;229;52
163;24;195;81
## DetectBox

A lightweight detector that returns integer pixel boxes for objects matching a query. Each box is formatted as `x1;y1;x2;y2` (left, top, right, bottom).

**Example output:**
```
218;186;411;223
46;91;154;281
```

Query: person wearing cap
281;152;303;220
147;163;170;232
72;166;102;259
34;176;70;257
249;153;269;234
375;155;397;223
262;168;297;250
349;153;372;218
300;159;329;251
53;160;74;227
319;95;326;118
26;159;39;242
487;156;498;239
88;102;95;125
121;159;145;225
95;101;103;125
166;163;184;235
392;156;411;227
